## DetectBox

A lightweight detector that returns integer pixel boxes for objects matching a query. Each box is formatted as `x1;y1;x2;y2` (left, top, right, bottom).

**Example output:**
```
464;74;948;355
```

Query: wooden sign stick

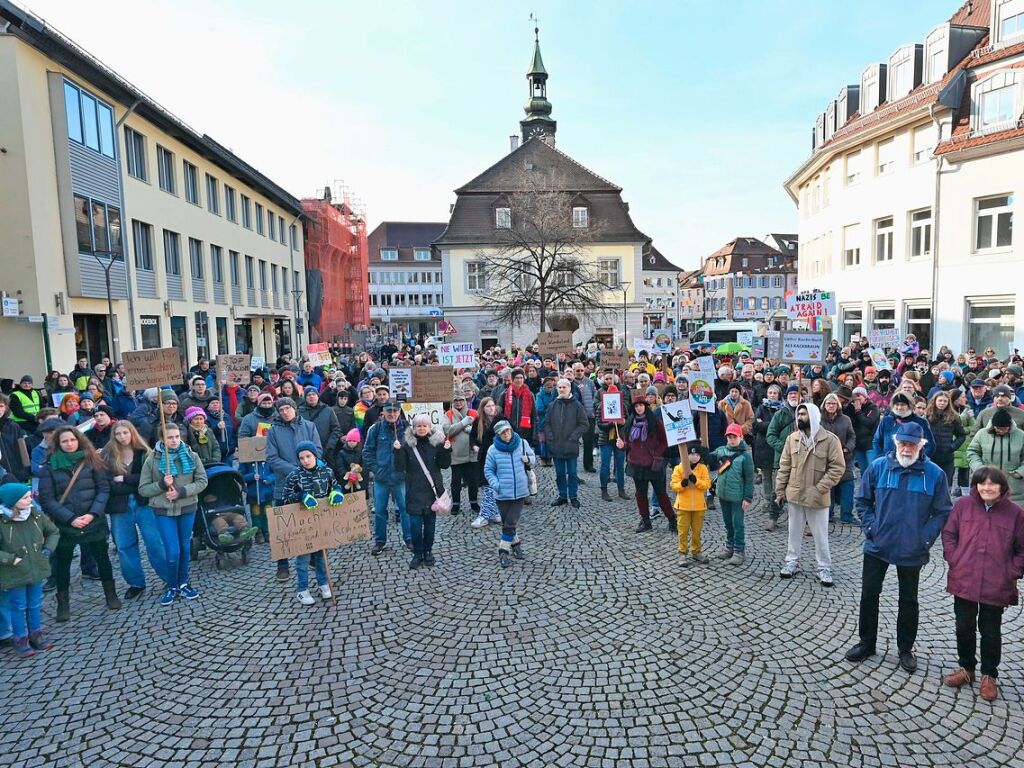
700;411;709;450
158;388;170;476
321;548;337;606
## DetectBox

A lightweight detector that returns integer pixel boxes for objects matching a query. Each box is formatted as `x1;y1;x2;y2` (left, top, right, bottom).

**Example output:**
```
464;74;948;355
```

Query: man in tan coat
775;402;846;587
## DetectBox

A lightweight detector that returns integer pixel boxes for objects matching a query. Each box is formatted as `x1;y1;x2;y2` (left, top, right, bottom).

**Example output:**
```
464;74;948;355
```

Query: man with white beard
845;422;952;673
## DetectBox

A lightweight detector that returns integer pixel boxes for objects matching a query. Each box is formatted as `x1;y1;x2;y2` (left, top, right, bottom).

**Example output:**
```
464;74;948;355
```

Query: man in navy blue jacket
846;421;952;673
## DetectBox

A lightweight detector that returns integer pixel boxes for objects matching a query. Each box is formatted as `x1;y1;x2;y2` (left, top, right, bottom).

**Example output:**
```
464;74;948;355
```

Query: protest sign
410;366;454;402
51;392;73;408
250;356;265;371
766;331;782;359
736;331;754;347
676;336;691;353
600;349;628;370
868;348;891;371
687;355;717;413
389;367;412;401
306;343;332;366
786;289;836;320
868;328;901;349
632;338;656;355
779;331;827;364
438;342;478;369
401;401;445;427
537;331;574;356
236;435;267;463
653;332;672;353
599;391;625;423
661;399;697;447
267;495;371;561
122;347;181;391
216;354;251;386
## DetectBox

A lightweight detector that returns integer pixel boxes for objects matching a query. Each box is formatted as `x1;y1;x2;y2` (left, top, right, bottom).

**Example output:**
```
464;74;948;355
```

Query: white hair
412;413;432;427
892;435;929;447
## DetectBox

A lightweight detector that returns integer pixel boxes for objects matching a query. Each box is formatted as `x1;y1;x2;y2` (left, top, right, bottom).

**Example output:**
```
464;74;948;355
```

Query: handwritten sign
438;342;477;369
410;366;454;403
779;331;827;364
766;331;782;359
537;331;574;356
306;343;332;367
633;338;656;355
868;328;901;349
600;349;628;370
236;435;267;463
786;289;836;319
661;398;697;447
389;367;412;401
401;401;445;427
123;347;181;391
267;495;370;560
600;391;625;423
216;354;251;386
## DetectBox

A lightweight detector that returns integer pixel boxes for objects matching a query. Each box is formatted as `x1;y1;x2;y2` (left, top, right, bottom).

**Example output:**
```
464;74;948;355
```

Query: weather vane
530;12;539;41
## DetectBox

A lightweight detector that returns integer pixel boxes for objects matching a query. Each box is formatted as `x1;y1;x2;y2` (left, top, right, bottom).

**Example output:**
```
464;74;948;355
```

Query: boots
635;493;653;532
617;488;629;500
12;637;35;659
498;549;512;568
28;630;54;651
727;549;746;566
56;591;70;623
601;488;613;501
657;494;676;532
511;542;525;560
102;580;122;610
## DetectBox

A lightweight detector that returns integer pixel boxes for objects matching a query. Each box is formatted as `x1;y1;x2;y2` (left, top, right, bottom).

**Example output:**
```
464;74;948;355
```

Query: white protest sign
868;328;901;348
401;401;446;427
438;342;477;369
661;399;697;447
786;289;836;319
687;355;717;413
736;331;754;347
389;367;412;401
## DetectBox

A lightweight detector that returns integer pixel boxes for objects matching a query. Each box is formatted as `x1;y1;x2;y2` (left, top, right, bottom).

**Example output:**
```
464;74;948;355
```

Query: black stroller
192;464;254;569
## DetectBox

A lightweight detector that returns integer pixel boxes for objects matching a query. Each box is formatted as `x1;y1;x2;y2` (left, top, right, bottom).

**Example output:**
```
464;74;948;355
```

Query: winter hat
344;428;361;443
304;387;319;400
1008;365;1023;377
645;385;659;396
160;391;179;403
79;393;95;405
725;423;744;438
95;404;115;418
939;370;955;384
257;392;275;405
653;372;666;383
185;406;206;423
894;421;925;443
275;397;297;412
662;384;678;399
0;483;32;509
295;440;320;459
992;409;1013;429
246;384;262;394
864;367;877;376
452;390;467;401
852;386;868;398
493;420;512;434
189;375;206;387
993;384;1014;397
834;385;854;401
144;387;159;402
39;417;64;434
891;393;912;407
786;383;800;395
968;377;987;389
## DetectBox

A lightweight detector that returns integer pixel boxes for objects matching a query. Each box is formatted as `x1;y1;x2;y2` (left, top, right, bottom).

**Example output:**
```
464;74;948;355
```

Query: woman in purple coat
941;466;1024;702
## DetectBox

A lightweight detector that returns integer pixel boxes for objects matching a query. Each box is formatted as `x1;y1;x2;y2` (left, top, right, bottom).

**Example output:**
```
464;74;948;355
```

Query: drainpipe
928;103;944;349
115;99;141;351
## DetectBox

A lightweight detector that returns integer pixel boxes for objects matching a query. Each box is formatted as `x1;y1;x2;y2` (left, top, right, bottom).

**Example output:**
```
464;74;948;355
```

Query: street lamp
617;282;631;349
90;249;121;361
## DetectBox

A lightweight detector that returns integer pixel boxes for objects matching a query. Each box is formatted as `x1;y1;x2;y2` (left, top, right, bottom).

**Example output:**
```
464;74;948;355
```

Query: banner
267;495;371;561
438;342;477;369
868;328;901;349
306;343;332;366
216;354;251;386
537;331;574;356
687;355;717;413
410;366;454;402
661;399;697;447
786;289;836;319
123;348;181;391
779;331;827;364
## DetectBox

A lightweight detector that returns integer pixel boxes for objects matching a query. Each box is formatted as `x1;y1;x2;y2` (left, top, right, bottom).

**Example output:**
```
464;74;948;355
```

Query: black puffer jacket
846;401;880;453
393;426;451;515
752;401;783;471
0;413;30;482
106;448;148;513
544;396;588;459
927;415;966;464
472;419;497;487
820;410;856;482
38;459;111;543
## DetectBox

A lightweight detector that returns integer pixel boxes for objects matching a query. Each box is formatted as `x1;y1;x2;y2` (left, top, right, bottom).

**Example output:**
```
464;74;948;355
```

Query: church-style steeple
520;26;556;146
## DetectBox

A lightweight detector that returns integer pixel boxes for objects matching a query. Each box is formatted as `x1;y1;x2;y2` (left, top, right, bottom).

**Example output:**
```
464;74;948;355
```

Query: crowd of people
2;334;1024;702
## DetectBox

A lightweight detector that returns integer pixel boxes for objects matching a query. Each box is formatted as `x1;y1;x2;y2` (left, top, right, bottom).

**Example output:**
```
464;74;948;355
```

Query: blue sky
32;0;957;267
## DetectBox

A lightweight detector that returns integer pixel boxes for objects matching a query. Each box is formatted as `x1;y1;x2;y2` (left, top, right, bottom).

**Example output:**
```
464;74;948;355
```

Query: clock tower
520;27;556;146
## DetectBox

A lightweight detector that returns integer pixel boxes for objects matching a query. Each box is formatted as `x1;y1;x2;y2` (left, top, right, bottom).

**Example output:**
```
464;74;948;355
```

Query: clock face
529;126;545;138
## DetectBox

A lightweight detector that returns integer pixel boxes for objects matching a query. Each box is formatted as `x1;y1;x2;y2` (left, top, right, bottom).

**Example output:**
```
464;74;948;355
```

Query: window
91;201;110;252
206;175;220;215
759;277;768;288
225;187;237;222
845;151;862;185
910;209;932;257
980;85;1017;130
1001;1;1024;41
771;297;782;309
255;204;265;235
843;223;862;267
772;275;783;287
841;306;863;342
906;305;932;351
241;195;252;228
913;123;937;163
229;251;240;286
414;248;431;261
495;207;511;229
467;262;487;291
64;81;115;158
760;297;769;311
157;146;176;194
976;195;1014;250
890;58;912;99
72;194;121;256
268;212;276;241
271;264;278;294
258;260;267;290
967;301;1015;353
278;216;286;245
64;82;83;144
871;305;895;330
290;225;298;250
132;220;153;270
876;139;895;175
734;297;743;312
211;245;223;284
164;231;181;275
189;238;204;279
124;128;147;180
741;257;749;268
381;248;398;261
74;195;91;252
572;207;589;228
244;255;255;289
184;162;200;205
874;218;894;262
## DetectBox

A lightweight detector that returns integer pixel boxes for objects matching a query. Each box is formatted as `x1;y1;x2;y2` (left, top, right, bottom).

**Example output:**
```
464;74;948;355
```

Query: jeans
372;482;409;545
109;497;167;589
600;444;625;491
954;596;1004;677
0;592;10;640
553;456;579;500
154;511;196;588
857;552;921;652
408;510;436;558
295;551;327;592
830;479;855;521
853;449;874;474
2;581;44;637
720;499;745;549
582;417;596;471
54;537;113;591
497;498;524;548
450;463;478;510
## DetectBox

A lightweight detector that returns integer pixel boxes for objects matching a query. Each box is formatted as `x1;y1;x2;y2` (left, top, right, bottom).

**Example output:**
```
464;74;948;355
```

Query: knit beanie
295;440;320;459
992;409;1013;429
786;383;800;394
344;428;361;443
0;483;32;509
493;420;512;434
275;397;297;412
185;406;206;423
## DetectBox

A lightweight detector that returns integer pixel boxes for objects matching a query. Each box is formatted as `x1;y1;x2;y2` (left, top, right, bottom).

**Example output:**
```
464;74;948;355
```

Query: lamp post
90;249;121;361
617;282;631;349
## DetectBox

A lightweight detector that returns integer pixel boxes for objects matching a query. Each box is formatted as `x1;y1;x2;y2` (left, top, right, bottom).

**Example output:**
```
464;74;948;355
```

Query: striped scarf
157;442;195;476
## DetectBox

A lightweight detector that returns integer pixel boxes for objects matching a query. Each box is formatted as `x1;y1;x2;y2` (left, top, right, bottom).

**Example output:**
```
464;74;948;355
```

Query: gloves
328;489;344;507
42;548;51;557
688;474;697;483
680;478;689;487
302;493;318;509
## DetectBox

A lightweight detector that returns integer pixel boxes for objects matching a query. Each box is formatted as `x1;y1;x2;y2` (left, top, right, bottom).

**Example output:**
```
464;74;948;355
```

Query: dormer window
997;0;1024;43
925;24;949;84
860;64;887;114
972;72;1022;136
572;206;589;228
381;248;398;261
495;207;511;229
887;45;922;101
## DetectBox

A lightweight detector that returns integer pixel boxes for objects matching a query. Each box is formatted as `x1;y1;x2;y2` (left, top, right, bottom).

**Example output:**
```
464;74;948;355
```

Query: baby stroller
192;463;254;570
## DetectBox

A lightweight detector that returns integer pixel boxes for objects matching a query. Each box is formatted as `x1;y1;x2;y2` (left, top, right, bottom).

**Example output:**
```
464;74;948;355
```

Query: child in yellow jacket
671;441;711;566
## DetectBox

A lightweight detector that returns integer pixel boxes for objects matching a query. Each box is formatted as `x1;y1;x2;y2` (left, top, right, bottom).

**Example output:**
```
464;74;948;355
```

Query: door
170;316;187;369
215;317;229;356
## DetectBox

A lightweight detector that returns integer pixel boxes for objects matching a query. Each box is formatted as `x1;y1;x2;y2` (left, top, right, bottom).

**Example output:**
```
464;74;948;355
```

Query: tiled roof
936;47;1024;155
454;137;621;194
367;222;447;263
707;237;781;260
642;246;685;272
949;0;990;27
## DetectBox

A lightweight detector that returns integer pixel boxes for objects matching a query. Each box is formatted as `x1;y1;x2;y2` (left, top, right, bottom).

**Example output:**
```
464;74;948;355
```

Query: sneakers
275;565;290;582
899;650;918;673
780;561;801;579
818;567;834;587
159;587;178;607
715;546;734;560
423;551;435;567
409;555;422;570
470;515;489;528
239;527;259;541
404;540;414;552
178;583;199;601
218;532;235;545
569;498;581;509
28;631;53;652
844;641;876;662
319;584;333;600
692;551;709;564
944;667;975;688
371;542;387;556
124;586;146;600
635;519;653;533
727;550;746;566
680;556;695;568
297;590;315;606
498;550;512;568
601;489;612;501
980;675;999;701
12;637;35;659
450;505;461;516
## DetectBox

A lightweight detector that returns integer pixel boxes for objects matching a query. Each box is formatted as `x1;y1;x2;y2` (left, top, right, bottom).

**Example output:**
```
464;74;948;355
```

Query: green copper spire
521;24;556;144
529;26;547;76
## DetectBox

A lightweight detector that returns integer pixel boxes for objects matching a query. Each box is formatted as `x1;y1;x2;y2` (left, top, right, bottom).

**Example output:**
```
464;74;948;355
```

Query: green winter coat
710;441;755;503
766;405;798;469
954;409;977;470
967;423;1024;505
139;443;209;516
0;509;59;589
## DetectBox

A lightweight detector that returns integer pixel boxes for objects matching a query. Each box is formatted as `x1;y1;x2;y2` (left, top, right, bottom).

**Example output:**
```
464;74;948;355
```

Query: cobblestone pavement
3;460;1023;768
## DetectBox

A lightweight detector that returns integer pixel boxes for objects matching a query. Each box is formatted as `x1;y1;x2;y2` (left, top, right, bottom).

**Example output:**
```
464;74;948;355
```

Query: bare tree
473;168;616;334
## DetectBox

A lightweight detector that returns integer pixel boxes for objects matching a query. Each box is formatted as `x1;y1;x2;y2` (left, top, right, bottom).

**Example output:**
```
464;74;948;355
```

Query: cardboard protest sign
216;354;251;386
779;331;827;364
537;331;574;356
389;367;413;401
410;366;454;402
236;435;267;463
438;342;477;369
765;331;782;360
266;495;371;561
401;402;445;427
306;343;333;367
661;399;697;447
599;391;625;423
600;349;628;370
122;348;181;391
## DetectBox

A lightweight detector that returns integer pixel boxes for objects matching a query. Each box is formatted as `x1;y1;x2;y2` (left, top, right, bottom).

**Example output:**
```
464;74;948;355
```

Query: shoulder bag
410;445;453;515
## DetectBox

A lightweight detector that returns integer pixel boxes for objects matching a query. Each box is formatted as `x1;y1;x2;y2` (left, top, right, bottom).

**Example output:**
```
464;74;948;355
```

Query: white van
690;322;764;348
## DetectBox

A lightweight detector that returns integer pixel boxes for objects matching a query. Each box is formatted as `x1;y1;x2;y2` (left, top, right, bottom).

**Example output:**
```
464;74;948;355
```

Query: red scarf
504;383;534;429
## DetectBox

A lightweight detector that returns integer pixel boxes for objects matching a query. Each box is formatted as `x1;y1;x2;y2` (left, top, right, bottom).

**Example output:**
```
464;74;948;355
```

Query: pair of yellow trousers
676;509;704;554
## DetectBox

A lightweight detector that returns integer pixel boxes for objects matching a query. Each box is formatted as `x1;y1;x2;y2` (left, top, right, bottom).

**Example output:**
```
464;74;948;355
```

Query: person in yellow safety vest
9;376;41;433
